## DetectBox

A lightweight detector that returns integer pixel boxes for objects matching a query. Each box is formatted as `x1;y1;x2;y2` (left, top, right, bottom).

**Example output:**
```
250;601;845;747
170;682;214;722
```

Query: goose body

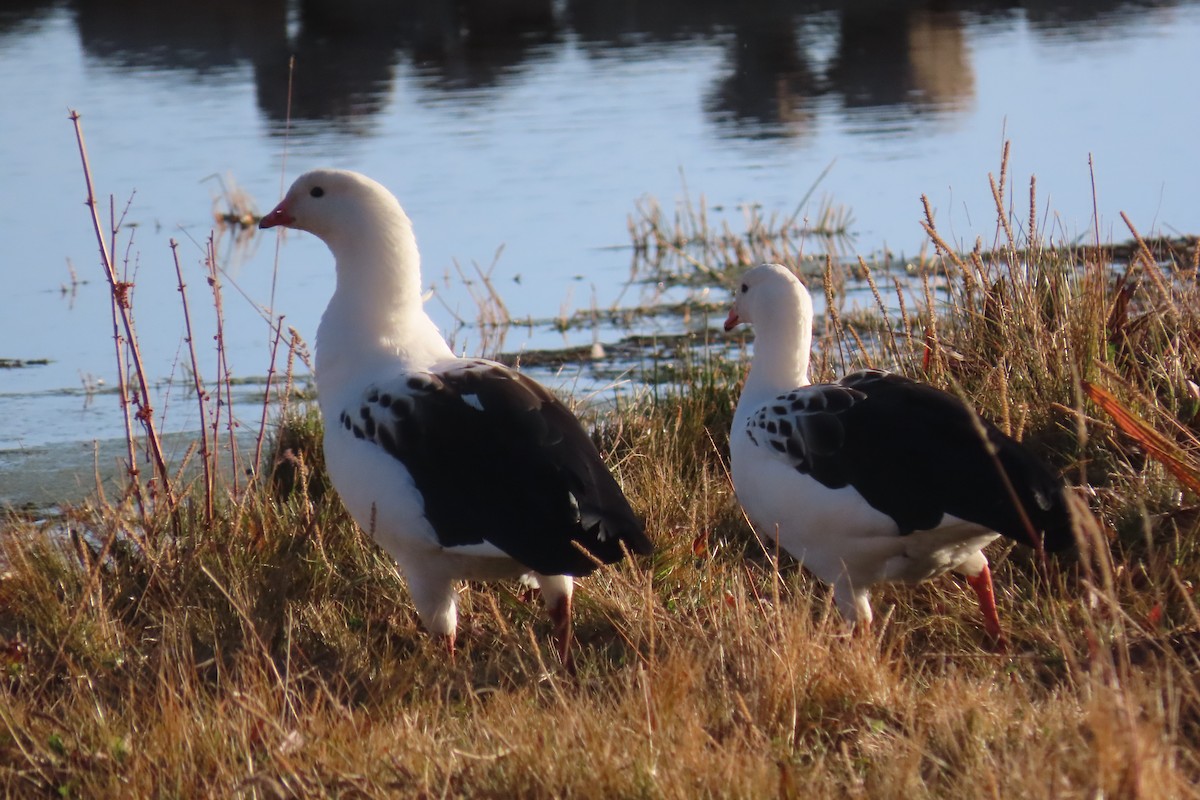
260;169;650;663
725;264;1072;640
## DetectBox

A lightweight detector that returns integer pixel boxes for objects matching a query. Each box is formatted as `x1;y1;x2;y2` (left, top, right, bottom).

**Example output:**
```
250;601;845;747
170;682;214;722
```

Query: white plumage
725;264;1072;642
260;169;650;664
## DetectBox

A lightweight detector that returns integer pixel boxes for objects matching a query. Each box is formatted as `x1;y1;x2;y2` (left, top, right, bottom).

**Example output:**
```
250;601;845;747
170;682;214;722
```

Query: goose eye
310;186;325;198
740;283;748;294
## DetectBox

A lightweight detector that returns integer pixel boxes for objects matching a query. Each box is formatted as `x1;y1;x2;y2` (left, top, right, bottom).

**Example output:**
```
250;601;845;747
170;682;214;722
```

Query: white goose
259;169;651;665
725;264;1073;642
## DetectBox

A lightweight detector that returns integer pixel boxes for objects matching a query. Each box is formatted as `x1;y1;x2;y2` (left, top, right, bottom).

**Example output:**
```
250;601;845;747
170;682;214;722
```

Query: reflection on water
74;0;286;73
2;0;1184;138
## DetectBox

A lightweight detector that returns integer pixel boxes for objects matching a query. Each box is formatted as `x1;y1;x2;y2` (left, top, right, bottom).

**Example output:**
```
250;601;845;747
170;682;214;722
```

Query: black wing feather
351;361;650;576
755;370;1073;551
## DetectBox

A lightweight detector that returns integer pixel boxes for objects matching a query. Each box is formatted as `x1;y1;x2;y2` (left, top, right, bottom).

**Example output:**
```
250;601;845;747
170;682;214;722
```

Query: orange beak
723;307;740;332
259;200;295;229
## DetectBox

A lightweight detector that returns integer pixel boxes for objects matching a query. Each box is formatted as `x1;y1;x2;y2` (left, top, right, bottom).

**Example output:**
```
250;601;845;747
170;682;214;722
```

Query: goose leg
833;573;874;631
403;566;459;654
535;574;575;672
964;563;1005;648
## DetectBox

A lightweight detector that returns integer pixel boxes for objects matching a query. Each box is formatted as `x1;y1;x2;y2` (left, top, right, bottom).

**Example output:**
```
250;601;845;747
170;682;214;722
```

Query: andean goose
724;263;1073;642
259;169;651;665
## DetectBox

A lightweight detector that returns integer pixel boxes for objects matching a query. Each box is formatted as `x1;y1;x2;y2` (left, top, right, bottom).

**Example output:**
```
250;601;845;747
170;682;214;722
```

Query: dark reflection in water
73;0;287;73
254;0;561;126
0;0;59;36
7;0;1192;138
703;9;821;139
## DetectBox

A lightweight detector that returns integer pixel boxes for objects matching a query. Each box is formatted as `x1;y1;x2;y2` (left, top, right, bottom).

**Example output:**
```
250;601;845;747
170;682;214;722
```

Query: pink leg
548;593;575;674
965;564;1006;648
442;632;456;661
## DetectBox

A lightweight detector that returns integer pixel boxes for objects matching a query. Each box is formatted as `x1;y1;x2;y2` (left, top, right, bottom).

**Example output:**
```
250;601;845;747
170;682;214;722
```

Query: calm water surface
2;0;1198;503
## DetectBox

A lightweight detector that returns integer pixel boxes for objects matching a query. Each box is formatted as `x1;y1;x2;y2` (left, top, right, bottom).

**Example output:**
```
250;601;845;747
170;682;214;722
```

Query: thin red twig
69;109;175;513
172;239;214;523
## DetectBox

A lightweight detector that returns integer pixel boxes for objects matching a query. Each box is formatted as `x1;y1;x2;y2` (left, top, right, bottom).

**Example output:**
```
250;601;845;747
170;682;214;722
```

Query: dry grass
2;139;1200;797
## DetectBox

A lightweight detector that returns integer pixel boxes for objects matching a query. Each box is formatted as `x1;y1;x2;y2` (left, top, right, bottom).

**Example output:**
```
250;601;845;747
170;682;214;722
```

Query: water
2;0;1198;505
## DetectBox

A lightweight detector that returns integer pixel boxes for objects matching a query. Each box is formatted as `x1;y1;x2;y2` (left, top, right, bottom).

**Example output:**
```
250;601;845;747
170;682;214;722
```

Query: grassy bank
2;149;1199;797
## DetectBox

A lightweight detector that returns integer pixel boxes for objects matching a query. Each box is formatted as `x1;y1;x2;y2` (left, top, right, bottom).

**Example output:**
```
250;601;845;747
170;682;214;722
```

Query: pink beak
723;308;740;332
259;200;295;229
